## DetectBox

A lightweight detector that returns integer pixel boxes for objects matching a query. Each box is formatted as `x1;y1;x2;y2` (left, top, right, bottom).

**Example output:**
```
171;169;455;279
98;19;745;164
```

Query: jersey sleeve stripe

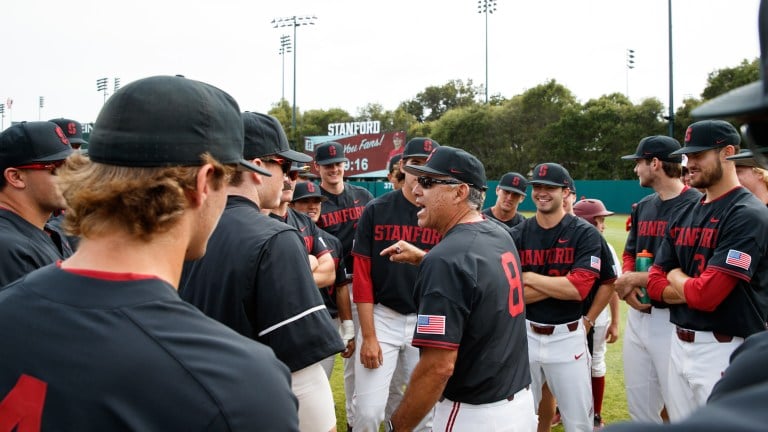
412;339;460;350
257;305;328;337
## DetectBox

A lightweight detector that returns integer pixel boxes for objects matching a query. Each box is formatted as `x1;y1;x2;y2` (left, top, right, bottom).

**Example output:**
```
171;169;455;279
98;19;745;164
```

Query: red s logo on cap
538;165;548;177
67;122;77;136
424;140;433;152
512;177;520;186
328;145;337;157
53;126;70;146
685;127;692;143
307;182;316;193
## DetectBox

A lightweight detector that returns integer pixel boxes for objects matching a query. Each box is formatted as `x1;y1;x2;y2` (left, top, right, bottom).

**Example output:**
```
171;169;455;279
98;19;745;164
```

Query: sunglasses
417;176;464;189
263;157;297;179
14;160;65;175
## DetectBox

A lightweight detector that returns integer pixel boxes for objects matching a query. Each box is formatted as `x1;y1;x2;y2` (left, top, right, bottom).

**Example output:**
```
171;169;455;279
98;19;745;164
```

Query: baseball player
290;181;357;377
385;146;535;432
181;111;344;432
646;120;768;420
387;153;405;191
614;135;702;423
510;162;604;432
351;138;442;432
0;121;73;286
483;171;528;227
314;140;374;430
0;75;299;430
268;162;336;289
388;131;405;160
730;149;768;204
573;198;621;429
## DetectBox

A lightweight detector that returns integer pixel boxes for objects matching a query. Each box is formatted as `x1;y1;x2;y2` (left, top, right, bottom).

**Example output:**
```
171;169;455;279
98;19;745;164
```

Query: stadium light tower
477;0;497;104
38;96;44;120
272;15;317;143
96;77;109;105
279;34;293;102
626;48;635;99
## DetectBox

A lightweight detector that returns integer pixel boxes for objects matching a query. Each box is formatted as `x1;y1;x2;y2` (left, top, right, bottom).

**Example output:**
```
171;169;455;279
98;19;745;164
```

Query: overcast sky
0;0;760;129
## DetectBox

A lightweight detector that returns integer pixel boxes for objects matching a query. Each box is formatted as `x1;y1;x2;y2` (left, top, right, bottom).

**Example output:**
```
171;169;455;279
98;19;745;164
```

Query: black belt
676;327;733;343
439;385;529;403
530;321;579;335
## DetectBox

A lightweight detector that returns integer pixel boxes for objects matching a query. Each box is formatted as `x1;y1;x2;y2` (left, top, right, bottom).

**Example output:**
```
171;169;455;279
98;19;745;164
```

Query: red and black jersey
412;219;530;404
180;196;344;372
269;208;332;259
482;208;525;228
317;184;374;275
0;265;299;431
650;187;768;338
352;190;442;314
510;213;603;324
582;236;619;315
623;187;702;308
0;208;65;286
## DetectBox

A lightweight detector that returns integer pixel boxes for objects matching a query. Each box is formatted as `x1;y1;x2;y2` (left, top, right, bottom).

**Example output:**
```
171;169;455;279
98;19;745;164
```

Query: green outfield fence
348;180;650;214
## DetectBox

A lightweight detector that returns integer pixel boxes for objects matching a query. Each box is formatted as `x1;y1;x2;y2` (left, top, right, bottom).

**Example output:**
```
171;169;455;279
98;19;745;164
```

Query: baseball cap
498;172;528;196
87;75;266;175
290;162;310;173
621;135;683;163
573;198;615;226
314;141;349;165
728;148;760;167
670;120;741;155
388;153;403;172
403;146;487;191
529;162;571;188
692;0;767;119
0;121;73;170
242;112;312;163
292;181;327;202
402;137;439;159
49;118;88;147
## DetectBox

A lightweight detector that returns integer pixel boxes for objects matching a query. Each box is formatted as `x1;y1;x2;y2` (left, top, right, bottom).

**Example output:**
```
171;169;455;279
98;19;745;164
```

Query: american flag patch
590;256;601;270
417;315;446;335
725;249;751;270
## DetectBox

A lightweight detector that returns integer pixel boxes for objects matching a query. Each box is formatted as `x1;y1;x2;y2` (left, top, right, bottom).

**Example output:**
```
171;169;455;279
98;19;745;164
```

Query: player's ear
721;145;737;159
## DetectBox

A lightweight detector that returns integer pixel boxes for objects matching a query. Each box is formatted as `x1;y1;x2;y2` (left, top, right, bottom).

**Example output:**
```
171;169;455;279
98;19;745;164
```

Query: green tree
701;58;760;100
400;79;479;122
301;108;353;138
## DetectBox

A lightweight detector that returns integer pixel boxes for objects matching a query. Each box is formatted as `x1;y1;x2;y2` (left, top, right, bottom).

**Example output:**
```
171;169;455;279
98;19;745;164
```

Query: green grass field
330;213;634;431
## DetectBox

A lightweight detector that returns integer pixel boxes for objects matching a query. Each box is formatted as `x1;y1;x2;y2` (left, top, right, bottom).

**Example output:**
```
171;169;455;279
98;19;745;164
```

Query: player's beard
690;157;723;189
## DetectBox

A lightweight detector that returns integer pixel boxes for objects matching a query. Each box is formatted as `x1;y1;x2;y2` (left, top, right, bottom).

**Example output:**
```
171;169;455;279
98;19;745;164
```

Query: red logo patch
512;177;520;186
67;122;77;136
424;140;433;152
53;126;70;146
307;182;316;193
328;145;337;157
685;127;692;144
538;165;548;177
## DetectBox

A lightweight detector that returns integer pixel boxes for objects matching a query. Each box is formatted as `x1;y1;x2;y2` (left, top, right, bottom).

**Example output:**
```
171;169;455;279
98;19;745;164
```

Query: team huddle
2;3;768;429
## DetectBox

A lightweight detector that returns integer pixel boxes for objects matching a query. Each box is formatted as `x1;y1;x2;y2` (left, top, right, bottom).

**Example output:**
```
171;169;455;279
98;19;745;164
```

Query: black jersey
624;187;702;308
180;196;344;372
352;190;442;314
511;213;603;324
653;187;768;338
482;207;525;228
45;212;77;255
317;184;373;274
317;228;347;318
0;208;64;286
269;208;332;259
0;265;298;431
412;219;530;404
582;236;619;314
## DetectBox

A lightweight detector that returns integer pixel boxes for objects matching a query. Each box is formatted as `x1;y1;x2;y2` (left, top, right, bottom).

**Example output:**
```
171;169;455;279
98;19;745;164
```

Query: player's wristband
339;320;355;341
583;315;595;327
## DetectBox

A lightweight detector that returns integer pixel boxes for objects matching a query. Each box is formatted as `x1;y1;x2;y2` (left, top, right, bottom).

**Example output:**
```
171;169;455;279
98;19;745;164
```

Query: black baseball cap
728;148;760;167
242;112;312;163
49;118;88;147
292;181;327;202
529;162;571;188
670;120;741;155
0;121;73;170
498;172;528;196
388;153;403;172
402;138;439;159
314;141;349;165
622;135;683;163
87;75;265;174
403;146;487;191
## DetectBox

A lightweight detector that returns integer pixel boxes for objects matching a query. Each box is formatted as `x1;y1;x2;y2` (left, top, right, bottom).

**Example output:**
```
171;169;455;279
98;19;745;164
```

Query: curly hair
57;152;234;242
